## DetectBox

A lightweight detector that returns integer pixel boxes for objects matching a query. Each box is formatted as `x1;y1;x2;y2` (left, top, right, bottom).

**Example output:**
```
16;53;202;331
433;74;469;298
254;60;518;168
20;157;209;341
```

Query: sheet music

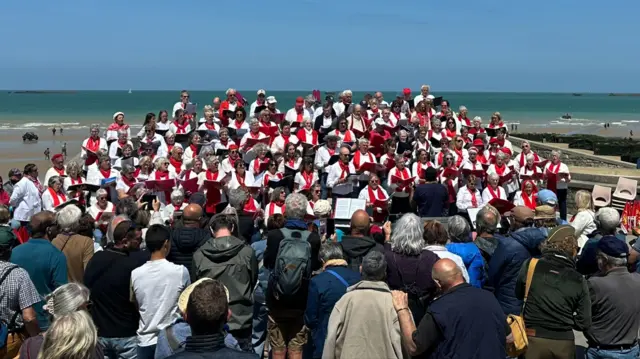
334;198;366;219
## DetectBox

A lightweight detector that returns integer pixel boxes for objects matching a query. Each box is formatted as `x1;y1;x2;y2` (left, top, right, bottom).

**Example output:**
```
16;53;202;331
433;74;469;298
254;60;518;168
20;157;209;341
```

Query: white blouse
456;186;484;212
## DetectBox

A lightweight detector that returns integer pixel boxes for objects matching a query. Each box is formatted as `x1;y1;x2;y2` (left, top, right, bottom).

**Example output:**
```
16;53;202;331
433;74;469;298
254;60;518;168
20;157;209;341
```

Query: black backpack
270;228;312;299
1;266;20;349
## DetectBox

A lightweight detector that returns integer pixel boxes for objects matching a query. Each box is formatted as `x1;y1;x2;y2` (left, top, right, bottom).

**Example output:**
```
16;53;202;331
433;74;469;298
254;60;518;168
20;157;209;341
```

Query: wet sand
513;124;639;138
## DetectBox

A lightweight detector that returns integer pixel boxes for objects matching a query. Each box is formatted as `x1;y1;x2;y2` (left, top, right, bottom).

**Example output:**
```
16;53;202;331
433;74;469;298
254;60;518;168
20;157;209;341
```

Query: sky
0;0;639;92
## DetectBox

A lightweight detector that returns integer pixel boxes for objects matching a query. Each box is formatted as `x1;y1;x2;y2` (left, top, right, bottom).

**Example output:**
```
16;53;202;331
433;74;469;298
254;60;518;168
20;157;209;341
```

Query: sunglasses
181;95;189;98
369;180;379;184
98;196;107;200
230;151;238;154
456;139;463;143
340;153;349;157
236;113;244;117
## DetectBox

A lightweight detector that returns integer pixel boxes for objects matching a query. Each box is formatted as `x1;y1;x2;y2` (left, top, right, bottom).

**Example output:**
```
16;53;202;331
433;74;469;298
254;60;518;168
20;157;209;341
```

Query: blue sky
0;0;638;92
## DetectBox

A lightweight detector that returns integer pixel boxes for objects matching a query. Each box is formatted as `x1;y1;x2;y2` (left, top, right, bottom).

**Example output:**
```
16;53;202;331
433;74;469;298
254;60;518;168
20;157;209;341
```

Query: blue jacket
445;242;485;288
304;265;361;359
576;233;626;276
487;227;546;315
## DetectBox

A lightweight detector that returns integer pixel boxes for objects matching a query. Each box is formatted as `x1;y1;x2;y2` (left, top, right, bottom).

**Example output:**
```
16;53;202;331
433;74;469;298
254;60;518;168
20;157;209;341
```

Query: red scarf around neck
243;198;257;212
336;129;352;142
70;177;82;185
173;120;189;134
296;108;304;122
121;175;137;189
522;191;536;210
281;134;290;147
268;202;284;216
494;164;506;176
190;144;198;154
548;162;561;173
53;167;65;176
488;185;501;199
234;119;245;129
297;129;318;145
368;185;386;201
155;170;170;180
301;171;314;189
86;137;100;151
470;187;478;207
204;122;216;130
169;157;183;171
99;168;112;179
353;151;373;169
48;187;66;207
206;170;220;181
236;172;246;187
339;161;350;179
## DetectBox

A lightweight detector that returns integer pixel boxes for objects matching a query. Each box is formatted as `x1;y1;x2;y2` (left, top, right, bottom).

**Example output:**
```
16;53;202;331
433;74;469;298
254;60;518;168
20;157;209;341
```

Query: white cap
266;96;277;104
257;89;266;95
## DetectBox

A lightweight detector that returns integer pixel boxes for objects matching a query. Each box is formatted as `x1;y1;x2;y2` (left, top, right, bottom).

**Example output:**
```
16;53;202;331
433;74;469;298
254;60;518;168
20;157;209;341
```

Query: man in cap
266;96;280;114
488;206;546;315
285;96;310;124
577;207;625;276
400;88;413;113
43;153;66;186
585;237;640;358
249;89;267;119
516;225;590;359
536;189;568;224
3;168;22;197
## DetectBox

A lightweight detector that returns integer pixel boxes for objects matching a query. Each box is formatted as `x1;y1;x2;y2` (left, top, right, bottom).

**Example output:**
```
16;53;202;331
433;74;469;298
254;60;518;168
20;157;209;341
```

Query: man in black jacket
264;193;321;359
168;204;210;281
341;209;383;272
166;279;257;359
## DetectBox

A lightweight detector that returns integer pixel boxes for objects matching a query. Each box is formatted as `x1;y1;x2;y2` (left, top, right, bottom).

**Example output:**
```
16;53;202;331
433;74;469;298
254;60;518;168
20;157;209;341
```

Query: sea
1;90;640;132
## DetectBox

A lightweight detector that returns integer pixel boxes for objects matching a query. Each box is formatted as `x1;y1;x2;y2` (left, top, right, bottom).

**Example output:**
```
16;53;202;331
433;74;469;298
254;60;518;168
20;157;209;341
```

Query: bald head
350;209;370;235
432;259;465;290
31;211;57;239
183;204;203;224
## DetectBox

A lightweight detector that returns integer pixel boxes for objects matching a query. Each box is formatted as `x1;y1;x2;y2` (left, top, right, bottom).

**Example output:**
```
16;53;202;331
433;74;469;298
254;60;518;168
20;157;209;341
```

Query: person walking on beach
61;143;67;158
44;148;50;160
59;127;63;135
52;128;56;136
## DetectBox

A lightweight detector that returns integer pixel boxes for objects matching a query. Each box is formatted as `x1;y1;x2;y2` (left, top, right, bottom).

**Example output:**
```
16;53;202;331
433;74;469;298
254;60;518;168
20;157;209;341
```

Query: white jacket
10;177;42;222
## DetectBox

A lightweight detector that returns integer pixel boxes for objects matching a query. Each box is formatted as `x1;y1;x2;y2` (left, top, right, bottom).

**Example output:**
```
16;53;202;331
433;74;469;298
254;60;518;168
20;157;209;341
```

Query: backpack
1;266;19;349
270;228;312;299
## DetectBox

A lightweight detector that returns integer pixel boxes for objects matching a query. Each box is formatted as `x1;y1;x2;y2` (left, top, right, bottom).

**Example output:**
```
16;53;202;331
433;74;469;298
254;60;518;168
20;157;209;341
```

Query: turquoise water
1;90;639;130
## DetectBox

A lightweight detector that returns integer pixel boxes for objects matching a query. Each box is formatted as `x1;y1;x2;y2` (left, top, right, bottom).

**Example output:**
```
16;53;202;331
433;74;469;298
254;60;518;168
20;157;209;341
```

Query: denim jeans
136;344;156;359
252;267;270;356
99;336;138;359
586;344;640;359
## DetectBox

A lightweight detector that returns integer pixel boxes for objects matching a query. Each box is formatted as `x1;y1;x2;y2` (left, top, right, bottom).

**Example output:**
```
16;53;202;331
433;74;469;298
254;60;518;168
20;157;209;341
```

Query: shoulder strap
522;258;539;314
0;265;18;289
326;270;349;287
280;228;311;242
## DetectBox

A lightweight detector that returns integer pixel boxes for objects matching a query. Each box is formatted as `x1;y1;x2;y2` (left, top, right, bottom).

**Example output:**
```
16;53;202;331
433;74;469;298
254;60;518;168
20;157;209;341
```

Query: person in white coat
569;190;597;250
41;176;68;211
10;163;43;224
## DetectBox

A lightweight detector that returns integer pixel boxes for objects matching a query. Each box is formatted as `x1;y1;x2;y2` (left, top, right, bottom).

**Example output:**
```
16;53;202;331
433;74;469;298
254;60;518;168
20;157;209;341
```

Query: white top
412;162;434;184
63;176;86;193
249;100;265;118
294;171;319;192
314;145;338;173
219;158;237;175
157;143;183;159
544;162;571;190
114;157;140;170
285;108;311;124
105;127;131;142
264;202;284;226
87;202;115;221
81;137;109;164
108;140;134;164
131;259;190;346
486;163;517;194
570;210;597;249
387;167;413;197
512;190;536;208
358;185;389;203
87;167;120;186
278;158;302;175
162;202;188;223
239;132;267;152
10;178;42;222
169;121;192;135
425;245;470;283
43;167;66;187
270;134;299;154
333;102;348;118
41;189;67;212
326;161;357;195
350;151;376;181
227;171;255;191
481;185;507;204
172;101;192;117
456;186;484;212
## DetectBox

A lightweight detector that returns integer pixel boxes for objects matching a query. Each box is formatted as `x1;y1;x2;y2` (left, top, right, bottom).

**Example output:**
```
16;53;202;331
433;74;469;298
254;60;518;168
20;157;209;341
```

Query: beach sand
0;129;87;179
514;124;639;138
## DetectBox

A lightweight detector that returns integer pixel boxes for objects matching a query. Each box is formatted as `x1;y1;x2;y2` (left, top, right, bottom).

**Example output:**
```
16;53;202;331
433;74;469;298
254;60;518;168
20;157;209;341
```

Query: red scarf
99;168;112;179
548;162;561;174
169;157;183;172
368;185;386;201
418;162;431;180
250;131;260;139
287;158;296;168
155;170;170;180
339;162;350;179
190;144;198;154
327;147;336;156
301;171;314;189
336;129;353;142
234;119;245;129
206;170;220;181
519;151;539;167
121;175;137;189
392;112;400;120
445;179;455;203
297;129;318;145
353;151;373;169
445;128;456;139
264;172;282;186
219;139;229;148
488;185;501;199
204;170;221;213
167;144;174;154
172;120;189;134
253;158;266;174
86;137;100;151
497;139;505;147
107;123;129;131
522;191;536;210
453;149;463;167
470;187;478;207
204;122;216;130
396;168;410;179
494;164;506;176
281;134;290;147
243;198;257;213
70;177;82;185
416;113;429;127
236;172;246;188
133;168;141;178
268;202;284;216
53;166;65;176
48;187;66;207
296;108;304;122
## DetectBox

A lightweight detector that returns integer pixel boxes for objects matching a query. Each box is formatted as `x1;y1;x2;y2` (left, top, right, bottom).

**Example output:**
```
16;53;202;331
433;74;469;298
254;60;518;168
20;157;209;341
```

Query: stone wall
509;137;636;169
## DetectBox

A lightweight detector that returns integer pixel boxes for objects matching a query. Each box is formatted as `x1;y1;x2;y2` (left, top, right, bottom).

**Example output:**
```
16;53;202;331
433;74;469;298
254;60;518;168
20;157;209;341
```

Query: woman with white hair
198;105;220;128
333;89;353;118
469;116;485;137
249;143;270;177
136;156;154;181
113;143;139;170
36;311;101;359
170;108;192;135
116;164;139;199
63;161;87;203
214;127;234;152
346;104;368;134
570;190;596;249
81;125;108;170
264;187;286;226
486;150;515;192
156;131;183;158
42;176;68;211
52;206;96;282
87;154;120;186
106;111;131;142
544;150;571;220
167;146;186;177
240;119;267;153
227;160;255;191
519;153;543;186
296;118;319;146
87;188;115;222
108;129;134;164
162;189;187;223
482;172;507;204
427;118;446;155
384;213;440;323
183;156;205;181
458;106;471;127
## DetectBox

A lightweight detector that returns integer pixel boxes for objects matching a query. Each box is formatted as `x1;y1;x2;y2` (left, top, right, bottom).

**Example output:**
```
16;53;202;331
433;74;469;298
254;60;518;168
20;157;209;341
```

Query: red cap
51;154;64;162
295;96;304;104
489;138;498;144
403;88;411;95
500;147;512;156
229;144;239;150
472;139;484;147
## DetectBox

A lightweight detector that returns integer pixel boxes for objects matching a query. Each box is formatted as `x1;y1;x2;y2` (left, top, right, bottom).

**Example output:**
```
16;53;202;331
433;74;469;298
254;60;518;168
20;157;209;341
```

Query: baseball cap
512;206;534;223
8;168;21;177
598;236;629;258
257;89;266;96
305;94;315;103
266;96;277;104
295;96;304;104
178;278;230;314
403;88;411;95
537;189;558;206
534;205;556;220
546;225;576;246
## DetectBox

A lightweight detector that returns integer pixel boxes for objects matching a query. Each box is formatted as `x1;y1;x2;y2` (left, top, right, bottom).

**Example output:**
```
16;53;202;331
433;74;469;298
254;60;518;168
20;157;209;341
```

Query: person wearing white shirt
81;125;109;170
116;165;140;200
105;112;131;142
63;162;87;203
294;158;319;193
412;85;431;107
113;144;139;170
569;190;596;249
513;180;538;210
486;151;516;196
172;90;192;120
43;154;67;187
350;138;376;183
314;136;340;199
460;148;484;190
109;130;134;165
156;110;171;131
347;105;368;134
149;157;178;204
544;150;571;220
456;175;484;213
481;173;508;205
332;118;357;146
271;123;300;155
333;90;353;118
264;188;286;226
136;113;158;138
249;89;267;119
214;128;235;153
358;174;390;223
314;103;335;136
41;176;68;211
219;145;241;174
519;154;543;187
226;161;255;191
327;146;357;199
240;119;267;154
87;189;115;222
138;124;166;149
197;108;221;134
434;142;457;168
169;109;192;136
87;155;121;186
161;189;189;223
285;97;311;125
412;149;435;185
167;147;186;178
495;130;513;153
265;96;281;116
197;158;228;215
157;131;183;159
183;133;202;166
10;164;43;223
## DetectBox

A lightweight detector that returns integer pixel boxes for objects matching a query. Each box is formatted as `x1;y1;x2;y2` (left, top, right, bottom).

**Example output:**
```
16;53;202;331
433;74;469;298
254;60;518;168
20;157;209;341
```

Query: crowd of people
0;87;638;359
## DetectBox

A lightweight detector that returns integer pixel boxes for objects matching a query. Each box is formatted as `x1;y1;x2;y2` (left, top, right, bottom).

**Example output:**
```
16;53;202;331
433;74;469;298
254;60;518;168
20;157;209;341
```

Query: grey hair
269;187;285;202
219;206;239;225
154;156;168;170
165;130;175;139
37;310;97;359
597;207;620;234
597;251;628;268
477;206;500;234
284;193;309;220
339;144;351;151
253;143;268;154
96;188;108;197
432;118;442;128
121;164;135;175
342;89;353;96
249;119;260;126
48;175;62;188
525;153;534;162
394;154;405;163
56;205;82;232
459;105;467;111
399;130;408;137
117;129;128;138
390;213;425;256
228;188;248;210
259;109;270;117
313;199;332;218
43;282;90;319
361;251;387;281
205;156;219;169
199;146;214;158
170;189;184;202
225;88;236;95
66;161;81;178
319;243;345;263
551;150;561;157
488;173;499;182
98;154;110;165
357;138;370;146
90;124;100;132
496;152;507;161
203;106;214;116
448;215;471;243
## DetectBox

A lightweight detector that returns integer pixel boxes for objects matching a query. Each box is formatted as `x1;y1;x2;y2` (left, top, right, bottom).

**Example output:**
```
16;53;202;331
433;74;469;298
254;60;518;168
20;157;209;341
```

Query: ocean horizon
1;90;639;131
